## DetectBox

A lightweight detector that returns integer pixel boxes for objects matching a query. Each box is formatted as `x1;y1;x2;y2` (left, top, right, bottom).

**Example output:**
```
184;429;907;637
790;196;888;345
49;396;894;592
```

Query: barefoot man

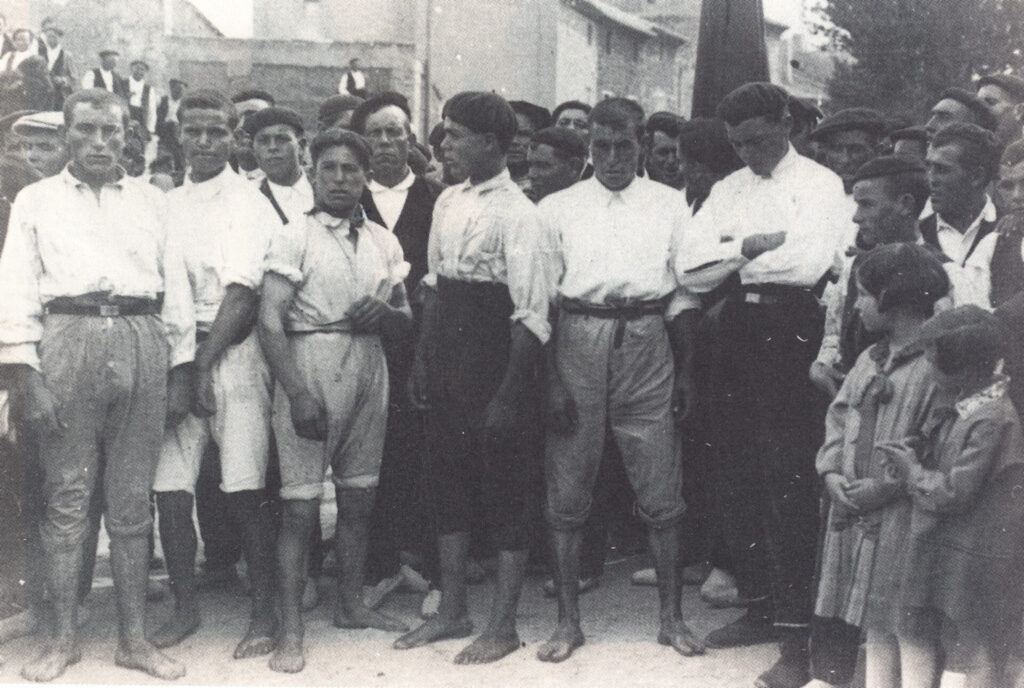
258;129;412;673
149;90;279;659
396;91;549;664
536;97;706;663
0;88;194;682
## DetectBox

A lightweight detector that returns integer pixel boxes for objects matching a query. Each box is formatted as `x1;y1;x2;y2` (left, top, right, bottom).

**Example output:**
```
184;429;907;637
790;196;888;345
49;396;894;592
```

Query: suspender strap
259;178;289;225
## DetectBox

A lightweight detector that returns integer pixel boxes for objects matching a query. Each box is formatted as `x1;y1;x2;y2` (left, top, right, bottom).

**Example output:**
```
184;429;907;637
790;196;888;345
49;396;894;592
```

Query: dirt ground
0;555;780;687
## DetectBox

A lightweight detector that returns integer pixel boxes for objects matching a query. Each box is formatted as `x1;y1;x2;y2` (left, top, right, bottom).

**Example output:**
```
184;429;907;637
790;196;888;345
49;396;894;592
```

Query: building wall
555;3;599;105
251;0;413;45
594;22;685;114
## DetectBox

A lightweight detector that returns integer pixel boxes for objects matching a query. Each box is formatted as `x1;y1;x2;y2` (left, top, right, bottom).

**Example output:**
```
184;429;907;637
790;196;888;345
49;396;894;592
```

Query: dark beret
1001;138;1024;168
890;126;928;144
716;82;790;126
646;111;683;138
852;155;925;184
243;106;304;138
509;100;552;131
99;49;119;58
169;78;187;87
348;92;411;135
677;117;744;175
917;304;1001;347
530;126;587;160
977;73;1024;102
810;107;888;141
936;88;998;132
443;91;517;152
317;94;364;128
231;89;275;106
788;97;823;125
130;60;149;70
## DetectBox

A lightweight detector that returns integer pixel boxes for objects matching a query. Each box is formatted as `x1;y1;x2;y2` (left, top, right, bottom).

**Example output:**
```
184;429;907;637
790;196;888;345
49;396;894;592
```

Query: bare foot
268;633;304;673
21;642;81;682
657;618;706;656
114;640;186;680
149;607;200;649
536;620;584;663
0;608;42;645
453;632;521;664
393;615;473;650
234;615;278;659
334;603;409;632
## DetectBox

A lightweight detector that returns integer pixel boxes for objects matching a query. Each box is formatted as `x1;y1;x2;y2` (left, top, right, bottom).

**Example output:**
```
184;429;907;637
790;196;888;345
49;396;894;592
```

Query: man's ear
896;192;917;218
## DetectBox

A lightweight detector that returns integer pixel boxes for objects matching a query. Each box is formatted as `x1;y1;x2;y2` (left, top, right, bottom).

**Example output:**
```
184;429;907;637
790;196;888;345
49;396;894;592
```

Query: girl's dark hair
856;243;950;316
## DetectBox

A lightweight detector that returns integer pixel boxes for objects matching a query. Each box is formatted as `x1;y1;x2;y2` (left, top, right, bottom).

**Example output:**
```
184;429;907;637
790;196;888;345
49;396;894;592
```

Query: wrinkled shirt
265;211;409;332
367;169;415;230
425;169;551;344
675;147;850;293
0;167;195;370
169;167;278;328
540;175;699;316
931;197;998;306
267;174;314;225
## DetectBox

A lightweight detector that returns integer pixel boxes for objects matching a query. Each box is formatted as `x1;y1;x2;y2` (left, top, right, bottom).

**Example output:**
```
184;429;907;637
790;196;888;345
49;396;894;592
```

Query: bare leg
331;487;407;632
21;548;81;682
393;532;473;649
226;490;278;659
454;549;526;664
110;533;185;679
864;630;901;688
649;524;705;656
150;491;200;649
537;528;585;663
269;499;316;673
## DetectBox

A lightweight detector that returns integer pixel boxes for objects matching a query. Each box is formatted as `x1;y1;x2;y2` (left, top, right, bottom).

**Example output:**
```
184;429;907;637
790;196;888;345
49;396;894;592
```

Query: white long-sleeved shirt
424;169;551;344
128;77;157;133
675;147;850;294
539;175;699;315
366;169;416;230
266;174;314;226
81;67;115;91
168;167;279;328
930;197;998;306
0;167;195;371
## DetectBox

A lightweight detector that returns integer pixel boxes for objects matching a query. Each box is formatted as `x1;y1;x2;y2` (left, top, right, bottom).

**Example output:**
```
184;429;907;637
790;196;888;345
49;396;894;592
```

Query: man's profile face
996;159;1024;214
180;107;233;177
851;177;906;248
978;84;1021;143
314;144;367;214
821;129;878;190
925;143;977;217
590;122;639;191
43;29;60;49
65;103;126;179
726;115;790;178
363;105;411;175
18;130;68;178
527;143;579;200
170;81;185;99
925;98;973;139
12;30;31;52
130;63;147;80
350;58;361;71
678;149;716;203
508;113;534;167
252;123;303;183
646;130;682;188
555;108;589;142
440;117;490;183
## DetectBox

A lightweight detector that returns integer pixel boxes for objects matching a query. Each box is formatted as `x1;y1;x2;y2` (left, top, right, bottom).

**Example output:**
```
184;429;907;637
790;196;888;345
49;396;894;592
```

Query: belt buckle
99;304;120;317
743;292;763;304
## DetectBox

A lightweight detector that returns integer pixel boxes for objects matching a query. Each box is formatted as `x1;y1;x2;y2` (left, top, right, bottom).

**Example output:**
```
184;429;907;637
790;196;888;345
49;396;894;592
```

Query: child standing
810;243;951;688
880;306;1024;688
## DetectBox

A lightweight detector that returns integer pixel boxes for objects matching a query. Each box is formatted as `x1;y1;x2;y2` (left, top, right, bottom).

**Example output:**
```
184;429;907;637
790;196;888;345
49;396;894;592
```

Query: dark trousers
708;295;825;626
194;445;242;571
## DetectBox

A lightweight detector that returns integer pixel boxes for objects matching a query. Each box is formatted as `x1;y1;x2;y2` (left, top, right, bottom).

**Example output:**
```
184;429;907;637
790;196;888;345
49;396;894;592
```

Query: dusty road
0;556;779;687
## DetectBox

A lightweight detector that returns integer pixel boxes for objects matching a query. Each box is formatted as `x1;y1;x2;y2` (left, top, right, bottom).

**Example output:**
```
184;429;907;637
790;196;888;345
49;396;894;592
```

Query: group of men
0;49;1022;688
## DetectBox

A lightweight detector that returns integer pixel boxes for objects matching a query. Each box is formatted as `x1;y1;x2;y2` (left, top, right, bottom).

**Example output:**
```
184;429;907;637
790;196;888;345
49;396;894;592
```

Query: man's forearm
194;284;258;371
667;309;699;373
498;322;541;398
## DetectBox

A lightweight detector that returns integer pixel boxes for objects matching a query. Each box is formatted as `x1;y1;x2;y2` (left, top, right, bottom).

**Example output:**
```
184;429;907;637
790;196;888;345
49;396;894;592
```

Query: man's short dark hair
716;82;790;127
529;127;587;162
589;97;645;141
63;88;129;128
442;91;518;153
677;118;744;175
853;155;930;216
930;122;1002;184
509;101;552;132
856;243;950;316
935;88;999;132
231;89;275;106
645;111;682;140
348;92;411;135
428;121;445;148
309;128;372;170
552;100;591;123
178;89;239;130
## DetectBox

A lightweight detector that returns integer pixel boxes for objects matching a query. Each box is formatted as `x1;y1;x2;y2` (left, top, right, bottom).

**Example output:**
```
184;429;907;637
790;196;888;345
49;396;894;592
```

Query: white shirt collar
184;165;235;199
935;195;997;233
268;172;312;195
367;169;415;194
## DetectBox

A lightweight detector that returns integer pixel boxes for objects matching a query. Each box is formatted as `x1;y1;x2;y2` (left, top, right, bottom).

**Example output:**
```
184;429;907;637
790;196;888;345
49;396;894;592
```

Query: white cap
12;111;64;135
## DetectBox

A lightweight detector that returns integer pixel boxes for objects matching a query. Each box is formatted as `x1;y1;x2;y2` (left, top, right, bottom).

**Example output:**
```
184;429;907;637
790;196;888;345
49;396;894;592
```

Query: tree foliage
814;0;1024;119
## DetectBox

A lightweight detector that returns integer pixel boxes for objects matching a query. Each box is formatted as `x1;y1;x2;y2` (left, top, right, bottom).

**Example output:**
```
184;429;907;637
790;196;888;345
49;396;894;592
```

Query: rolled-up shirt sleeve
505;208;551;344
0;193;44;370
264;223;306;285
223;203;277;291
160;221;197;368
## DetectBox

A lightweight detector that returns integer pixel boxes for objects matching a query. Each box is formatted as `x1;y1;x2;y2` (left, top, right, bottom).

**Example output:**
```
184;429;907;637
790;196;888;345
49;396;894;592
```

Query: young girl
879;306;1024;688
810;243;951;688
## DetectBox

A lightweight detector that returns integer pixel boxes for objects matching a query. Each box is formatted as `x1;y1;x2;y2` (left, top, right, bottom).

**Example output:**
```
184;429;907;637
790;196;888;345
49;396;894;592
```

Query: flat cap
317;94;364;127
890;125;928;144
169;78;187;87
0;109;36;136
12;111;64;135
242;106;304;138
977;73;1024;102
852;154;925;184
810;107;888;141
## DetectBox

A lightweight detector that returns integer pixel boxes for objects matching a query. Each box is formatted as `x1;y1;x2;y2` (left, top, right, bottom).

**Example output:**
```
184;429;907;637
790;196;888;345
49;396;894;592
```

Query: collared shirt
0;167;195;371
267;174;315;225
675;146;850;294
540;175;699;315
265;211;409;332
931;197;999;306
366;169;415;230
128;77;156;132
81;67;114;91
425;168;551;344
165;96;182;124
44;45;62;71
169;167;279;328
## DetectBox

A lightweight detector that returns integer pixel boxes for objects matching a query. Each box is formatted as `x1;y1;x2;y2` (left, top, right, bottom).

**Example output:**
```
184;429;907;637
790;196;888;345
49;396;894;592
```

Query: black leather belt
45;295;163;317
561;296;668;348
